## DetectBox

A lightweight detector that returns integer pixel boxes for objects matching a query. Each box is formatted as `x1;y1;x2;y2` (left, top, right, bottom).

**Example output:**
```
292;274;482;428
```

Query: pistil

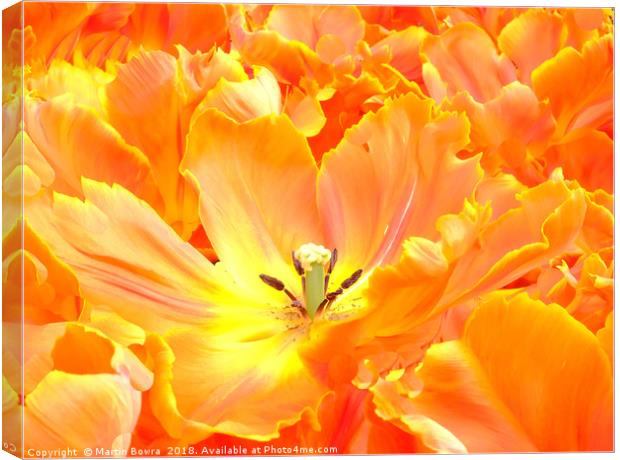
294;243;332;319
304;261;325;319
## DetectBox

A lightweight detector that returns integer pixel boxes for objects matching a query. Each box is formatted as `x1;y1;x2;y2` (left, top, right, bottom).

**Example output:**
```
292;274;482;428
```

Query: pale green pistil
294;242;332;319
304;262;325;319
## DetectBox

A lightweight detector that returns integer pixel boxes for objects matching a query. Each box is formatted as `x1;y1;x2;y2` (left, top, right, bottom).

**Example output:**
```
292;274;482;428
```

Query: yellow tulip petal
283;87;326;137
26;180;245;332
26;59;112;114
181;108;322;298
195;67;281;123
3;376;21;455
145;332;326;444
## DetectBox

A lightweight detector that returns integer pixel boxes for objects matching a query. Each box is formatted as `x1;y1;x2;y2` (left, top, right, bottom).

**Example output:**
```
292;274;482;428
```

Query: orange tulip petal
371;293;612;452
25;96;155;200
564;252;613;332
532;34;612;135
163;4;228;54
176;46;247;106
230;10;333;88
358;179;587;340
421;22;516;102
318;93;480;285
307;73;385;158
475;173;526;219
441;180;587;307
580;188;613;252
597;312;613;362
460;294;612;451
359;6;439;34
123;4;228;55
497;9;566;83
24;371;141;451
265;5;364;57
370;26;428;82
23;2;95;64
544;129;613;193
105;50;198;237
448;82;555;174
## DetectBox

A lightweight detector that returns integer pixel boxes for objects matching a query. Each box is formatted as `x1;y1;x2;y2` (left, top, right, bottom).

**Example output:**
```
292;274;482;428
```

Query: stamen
320;270;364;316
283;288;298;303
316;298;329;315
328;248;338;274
326;288;343;300
259;274;285;291
324;248;338;292
290;299;308;318
260;274;300;303
292;251;304;276
341;269;363;289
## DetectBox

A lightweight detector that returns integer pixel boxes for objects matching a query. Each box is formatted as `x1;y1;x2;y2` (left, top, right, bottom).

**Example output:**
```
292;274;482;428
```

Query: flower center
259;242;362;320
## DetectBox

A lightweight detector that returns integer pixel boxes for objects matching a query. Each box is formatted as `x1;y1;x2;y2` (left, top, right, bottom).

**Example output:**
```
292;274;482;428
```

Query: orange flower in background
2;3;614;456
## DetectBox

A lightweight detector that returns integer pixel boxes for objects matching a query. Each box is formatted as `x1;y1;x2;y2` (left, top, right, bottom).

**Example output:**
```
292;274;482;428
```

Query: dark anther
341;269;363;289
326;288;343;301
259;274;285;291
292;251;304;276
260;274;300;304
328;248;338;274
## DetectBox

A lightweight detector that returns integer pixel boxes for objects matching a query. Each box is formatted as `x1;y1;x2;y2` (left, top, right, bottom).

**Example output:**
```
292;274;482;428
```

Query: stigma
294;243;332;271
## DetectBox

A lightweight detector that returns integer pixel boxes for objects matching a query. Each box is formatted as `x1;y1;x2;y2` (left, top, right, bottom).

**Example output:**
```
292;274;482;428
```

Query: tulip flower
2;4;613;455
